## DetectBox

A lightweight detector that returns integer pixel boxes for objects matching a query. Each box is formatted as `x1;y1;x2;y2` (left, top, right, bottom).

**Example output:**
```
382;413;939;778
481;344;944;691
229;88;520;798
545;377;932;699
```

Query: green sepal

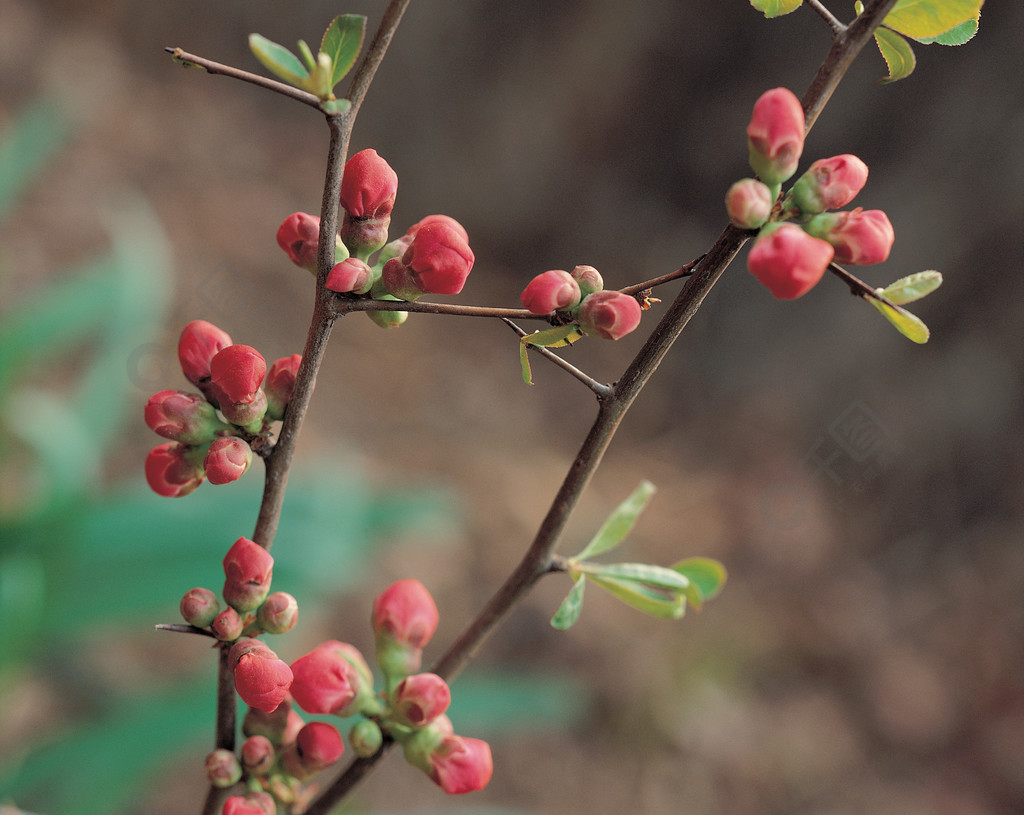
321;14;367;88
868;297;930;344
587;574;687;620
671;557;727;609
749;0;803;18
550;576;587;630
574;480;657;561
873;26;917;83
877;270;942;304
248;33;309;87
882;0;983;41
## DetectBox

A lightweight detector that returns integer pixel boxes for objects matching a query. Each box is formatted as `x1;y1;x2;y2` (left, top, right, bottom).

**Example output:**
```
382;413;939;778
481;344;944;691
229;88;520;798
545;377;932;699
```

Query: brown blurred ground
1;0;1022;814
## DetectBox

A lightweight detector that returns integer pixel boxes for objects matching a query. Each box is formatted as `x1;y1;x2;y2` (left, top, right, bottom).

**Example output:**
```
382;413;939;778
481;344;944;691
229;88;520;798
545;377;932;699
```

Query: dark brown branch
164;48;322;108
331;297;543;320
827;261;900;309
155;623;217;638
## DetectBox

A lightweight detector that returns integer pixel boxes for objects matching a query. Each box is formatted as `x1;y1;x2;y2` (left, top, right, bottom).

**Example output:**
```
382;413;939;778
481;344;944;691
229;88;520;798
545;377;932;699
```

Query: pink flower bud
180;587;220;628
747;222;834;299
725;178;775;229
405;214;470;243
240;734;276;775
145;442;205;497
401;221;475;295
373;579;440;649
571;264;604;298
577;290;642;340
211;606;245;641
256;591;298;635
804;208;894;265
281;721;345;780
204;437;253;486
289;640;369;716
429;735;494;795
223;537;274;612
747;87;805;185
229;638;293;713
205;748;242;788
391;672;452;727
276;212;321;273
340;149;398;219
222;792;276;815
520;270;582;314
789;154;869;214
243;697;304;745
380;257;424;301
264;354;303;421
178;320;233;386
325;258;375;295
209;345;266;405
145;390;225;445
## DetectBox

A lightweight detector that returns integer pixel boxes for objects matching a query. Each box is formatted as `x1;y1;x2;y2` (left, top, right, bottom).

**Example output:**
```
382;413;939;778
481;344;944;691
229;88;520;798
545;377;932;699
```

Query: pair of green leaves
519;324;585;385
750;0;983;82
868;270;942;343
249;14;366;113
550;480;727;630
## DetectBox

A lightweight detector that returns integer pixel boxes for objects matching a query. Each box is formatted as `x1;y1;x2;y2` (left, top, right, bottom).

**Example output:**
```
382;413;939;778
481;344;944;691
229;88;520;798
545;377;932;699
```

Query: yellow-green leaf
883;0;983;40
914;14;979;45
574;480;657;561
878;270;942;304
749;0;803;18
671;557;728;608
588;575;687;620
869;298;931;343
874;27;917;83
551;577;587;630
249;33;309;87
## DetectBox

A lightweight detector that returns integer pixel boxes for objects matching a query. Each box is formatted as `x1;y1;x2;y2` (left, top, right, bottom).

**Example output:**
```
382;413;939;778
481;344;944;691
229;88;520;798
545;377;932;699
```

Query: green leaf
671;557;728;608
883;0;983;40
874;27;918;83
574;479;657;560
575;561;692;592
248;33;309;86
519;338;534;385
878;270;942;304
869;298;931;343
321;14;367;88
297;39;317;72
551;577;587;630
588;575;687;620
914;15;979;45
522;323;584;349
300;51;335;99
749;0;803;17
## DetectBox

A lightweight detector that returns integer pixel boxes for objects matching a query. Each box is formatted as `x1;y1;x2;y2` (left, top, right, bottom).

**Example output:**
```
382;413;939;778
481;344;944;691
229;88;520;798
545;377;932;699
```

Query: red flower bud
223;537;274;612
405;214;469;244
211;606;245;641
804;208;894;265
241;734;276;775
205;748;242;788
747;222;834;299
145;390;226;445
401;222;475;295
340;149;398;219
264;354;302;421
520;270;582;314
289;640;369;716
577;290;642;340
210;345;267;406
178;320;233;386
204;437;253;486
229;638;293;713
281;721;345;779
747;87;805;185
429;735;493;795
276;212;321;273
325;258;375;295
725;178;775;229
372;579;440;649
256;591;299;635
221;792;276;815
145;442;205;497
391;672;451;727
789;154;869;214
571;264;604;298
180;587;220;628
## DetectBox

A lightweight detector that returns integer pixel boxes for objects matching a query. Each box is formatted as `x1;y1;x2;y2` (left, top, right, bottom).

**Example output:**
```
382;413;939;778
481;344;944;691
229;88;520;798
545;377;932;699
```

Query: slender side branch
165;48;322;108
502;319;613;397
828;261;900;308
805;0;846;35
620;255;705;296
332;297;544;320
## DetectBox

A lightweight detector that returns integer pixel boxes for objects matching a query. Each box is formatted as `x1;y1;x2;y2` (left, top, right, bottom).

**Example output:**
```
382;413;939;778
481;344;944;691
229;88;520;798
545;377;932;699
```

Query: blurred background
0;1;1021;814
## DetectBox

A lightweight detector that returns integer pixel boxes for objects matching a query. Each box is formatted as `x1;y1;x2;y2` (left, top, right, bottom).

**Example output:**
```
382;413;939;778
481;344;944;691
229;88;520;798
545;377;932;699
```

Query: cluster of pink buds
277;149;476;329
727;87;896;299
143;320;303;497
519;264;643;341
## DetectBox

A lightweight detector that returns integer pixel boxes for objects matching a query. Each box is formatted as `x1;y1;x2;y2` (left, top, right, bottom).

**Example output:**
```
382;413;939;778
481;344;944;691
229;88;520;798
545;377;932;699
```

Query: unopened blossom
222;536;274;612
178;320;232;386
789;154;870;214
747;87;806;184
221;792;276;815
571;264;604;298
390;672;452;727
373;579;440;649
276;212;321;272
340;149;398;219
256;591;299;635
145;390;226;445
264;354;303;421
229;638;293;713
325;257;375;295
281;721;345;780
429;734;494;795
577;290;642;340
209;345;267;405
401;221;475;295
289;640;373;716
725;178;775;229
804;208;895;265
204;437;252;486
747;222;834;299
520;270;582;314
180;587;220;628
145;442;205;497
205;748;242;788
240;734;275;776
211;606;244;641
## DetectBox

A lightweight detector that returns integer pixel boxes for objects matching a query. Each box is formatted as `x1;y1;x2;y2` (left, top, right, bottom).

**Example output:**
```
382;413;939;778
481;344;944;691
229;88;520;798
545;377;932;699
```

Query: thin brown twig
827;261;900;308
502;318;613;397
164;48;322;108
154;623;217;638
805;0;847;35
